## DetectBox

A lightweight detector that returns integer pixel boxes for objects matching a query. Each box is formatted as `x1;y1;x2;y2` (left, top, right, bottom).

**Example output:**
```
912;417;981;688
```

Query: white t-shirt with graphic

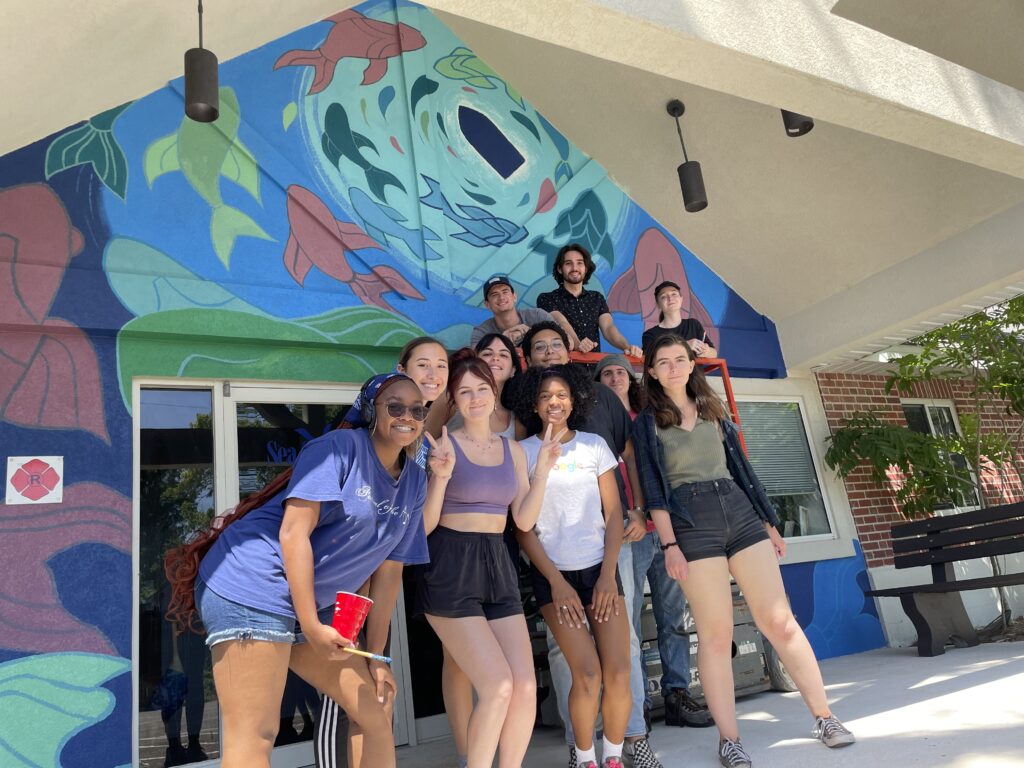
521;430;618;571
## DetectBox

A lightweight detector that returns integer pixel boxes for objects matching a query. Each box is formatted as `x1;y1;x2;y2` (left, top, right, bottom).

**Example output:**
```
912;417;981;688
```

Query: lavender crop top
441;436;517;515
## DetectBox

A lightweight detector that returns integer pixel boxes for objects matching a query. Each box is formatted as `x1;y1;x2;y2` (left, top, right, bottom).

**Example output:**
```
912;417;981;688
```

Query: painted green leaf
282;101;298;131
44;105;131;199
116;308;423;410
143;132;180;187
103;237;265;317
0;652;130;768
220;138;261;203
210;206;273;267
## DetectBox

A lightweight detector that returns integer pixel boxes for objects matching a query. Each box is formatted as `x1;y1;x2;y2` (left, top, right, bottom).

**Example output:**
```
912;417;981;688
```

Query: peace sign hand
533;423;568;477
425;427;455;480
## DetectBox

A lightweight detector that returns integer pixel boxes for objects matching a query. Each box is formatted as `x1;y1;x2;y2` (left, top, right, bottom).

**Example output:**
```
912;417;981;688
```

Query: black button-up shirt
537;285;610;350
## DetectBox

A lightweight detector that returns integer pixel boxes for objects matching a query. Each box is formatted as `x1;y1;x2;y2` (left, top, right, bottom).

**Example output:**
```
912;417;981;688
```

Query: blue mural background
0;1;878;764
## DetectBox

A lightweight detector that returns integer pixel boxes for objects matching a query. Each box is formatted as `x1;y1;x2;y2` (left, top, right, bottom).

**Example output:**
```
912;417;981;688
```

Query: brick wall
815;372;1024;567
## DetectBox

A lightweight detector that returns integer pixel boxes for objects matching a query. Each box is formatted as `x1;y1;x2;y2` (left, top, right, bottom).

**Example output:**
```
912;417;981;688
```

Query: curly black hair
553;242;597;285
506;363;594;437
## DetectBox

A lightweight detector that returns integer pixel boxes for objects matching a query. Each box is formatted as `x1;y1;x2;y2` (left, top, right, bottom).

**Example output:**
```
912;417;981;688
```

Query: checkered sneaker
718;738;752;768
568;745;578;768
602;758;625;768
813;715;856;747
625;737;663;768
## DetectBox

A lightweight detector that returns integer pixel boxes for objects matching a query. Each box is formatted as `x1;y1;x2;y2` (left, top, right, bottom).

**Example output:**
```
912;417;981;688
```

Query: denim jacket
632;408;780;529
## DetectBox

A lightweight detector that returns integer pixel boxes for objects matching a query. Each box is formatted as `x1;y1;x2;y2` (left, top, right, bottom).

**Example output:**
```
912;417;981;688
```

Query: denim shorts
669;478;770;562
196;577;333;648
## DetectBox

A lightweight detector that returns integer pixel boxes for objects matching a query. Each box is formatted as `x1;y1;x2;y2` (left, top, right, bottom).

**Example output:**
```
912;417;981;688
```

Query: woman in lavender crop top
417;348;564;768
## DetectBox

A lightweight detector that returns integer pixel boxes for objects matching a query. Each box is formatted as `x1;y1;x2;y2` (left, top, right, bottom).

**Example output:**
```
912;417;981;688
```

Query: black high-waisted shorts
416;526;523;621
670;478;771;562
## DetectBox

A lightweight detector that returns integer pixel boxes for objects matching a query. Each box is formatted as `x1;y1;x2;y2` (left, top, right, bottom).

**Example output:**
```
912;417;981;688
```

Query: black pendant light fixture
781;109;814;137
184;0;219;122
666;99;707;213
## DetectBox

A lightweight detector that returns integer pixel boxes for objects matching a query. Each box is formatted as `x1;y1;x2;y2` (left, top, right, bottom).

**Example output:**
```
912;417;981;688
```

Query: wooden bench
865;501;1024;656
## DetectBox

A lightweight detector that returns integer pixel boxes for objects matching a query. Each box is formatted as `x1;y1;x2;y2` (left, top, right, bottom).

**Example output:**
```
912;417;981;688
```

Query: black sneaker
625;736;664;768
813;715;855;747
718;737;752;767
664;688;714;727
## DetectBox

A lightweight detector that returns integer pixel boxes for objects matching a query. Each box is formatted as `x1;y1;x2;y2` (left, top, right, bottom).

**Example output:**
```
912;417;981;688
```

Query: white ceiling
4;0;1024;371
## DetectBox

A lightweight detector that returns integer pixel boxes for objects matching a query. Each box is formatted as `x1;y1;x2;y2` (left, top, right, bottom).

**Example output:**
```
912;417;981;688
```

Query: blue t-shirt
199;429;429;617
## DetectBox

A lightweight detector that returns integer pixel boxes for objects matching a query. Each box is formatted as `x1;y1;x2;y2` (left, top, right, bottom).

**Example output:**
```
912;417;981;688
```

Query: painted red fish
282;185;424;314
274;9;427;93
608;227;719;348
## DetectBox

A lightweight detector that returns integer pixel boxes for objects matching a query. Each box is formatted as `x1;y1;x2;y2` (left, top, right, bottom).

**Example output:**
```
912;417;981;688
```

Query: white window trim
707;373;856;565
899;397;981;513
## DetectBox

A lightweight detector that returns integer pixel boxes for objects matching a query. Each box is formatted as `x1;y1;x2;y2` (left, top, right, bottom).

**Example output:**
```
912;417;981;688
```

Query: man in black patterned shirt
537;243;642;357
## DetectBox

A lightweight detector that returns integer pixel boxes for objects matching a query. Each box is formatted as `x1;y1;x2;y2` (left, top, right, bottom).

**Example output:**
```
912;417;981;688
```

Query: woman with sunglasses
164;374;431;768
634;335;854;767
416;349;563;768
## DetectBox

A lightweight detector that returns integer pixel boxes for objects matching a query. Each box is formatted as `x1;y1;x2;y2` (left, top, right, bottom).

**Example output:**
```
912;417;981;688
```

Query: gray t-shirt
470;307;554;346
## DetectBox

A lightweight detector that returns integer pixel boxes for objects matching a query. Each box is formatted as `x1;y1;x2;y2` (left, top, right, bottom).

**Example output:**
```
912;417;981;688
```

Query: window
735;400;833;538
901;400;979;509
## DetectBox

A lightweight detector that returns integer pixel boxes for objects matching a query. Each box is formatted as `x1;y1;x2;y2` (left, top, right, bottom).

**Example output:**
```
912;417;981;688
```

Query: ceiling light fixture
666;99;707;213
781;109;814;137
184;0;219;122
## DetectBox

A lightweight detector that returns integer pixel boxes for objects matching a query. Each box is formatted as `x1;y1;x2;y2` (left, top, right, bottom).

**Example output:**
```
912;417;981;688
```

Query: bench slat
894;535;1024;570
866;570;1024;597
892;518;1024;554
891;501;1024;538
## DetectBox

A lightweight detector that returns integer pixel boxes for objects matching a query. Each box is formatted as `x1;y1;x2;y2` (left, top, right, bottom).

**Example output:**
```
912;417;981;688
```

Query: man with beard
537;244;642;357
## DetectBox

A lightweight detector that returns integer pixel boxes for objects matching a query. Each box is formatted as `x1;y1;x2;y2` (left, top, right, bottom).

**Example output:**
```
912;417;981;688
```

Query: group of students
164;291;856;768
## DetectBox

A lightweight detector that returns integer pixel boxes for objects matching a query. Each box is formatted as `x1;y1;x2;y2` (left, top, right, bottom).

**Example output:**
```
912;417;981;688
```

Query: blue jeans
631;530;692;703
546;542;648;744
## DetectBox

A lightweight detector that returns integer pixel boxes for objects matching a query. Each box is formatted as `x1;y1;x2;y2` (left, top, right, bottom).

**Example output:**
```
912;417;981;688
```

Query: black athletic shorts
416;526;523;621
529;560;623;610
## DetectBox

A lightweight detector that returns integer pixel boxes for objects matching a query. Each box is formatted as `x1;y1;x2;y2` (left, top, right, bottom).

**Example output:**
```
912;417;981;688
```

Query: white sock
603;736;624;759
575;743;597;765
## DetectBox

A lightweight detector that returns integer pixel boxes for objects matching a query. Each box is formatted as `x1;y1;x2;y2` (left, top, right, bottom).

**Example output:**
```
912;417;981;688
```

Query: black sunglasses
384;403;429;421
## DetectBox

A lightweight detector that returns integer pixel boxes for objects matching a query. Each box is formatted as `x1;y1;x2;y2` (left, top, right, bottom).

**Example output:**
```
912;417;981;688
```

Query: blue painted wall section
0;1;805;763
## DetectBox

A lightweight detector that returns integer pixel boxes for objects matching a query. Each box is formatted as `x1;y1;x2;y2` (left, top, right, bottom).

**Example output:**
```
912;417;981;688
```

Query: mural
0;1;814;764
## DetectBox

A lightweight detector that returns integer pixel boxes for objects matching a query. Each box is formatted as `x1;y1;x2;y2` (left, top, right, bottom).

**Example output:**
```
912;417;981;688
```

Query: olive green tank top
658;419;730;489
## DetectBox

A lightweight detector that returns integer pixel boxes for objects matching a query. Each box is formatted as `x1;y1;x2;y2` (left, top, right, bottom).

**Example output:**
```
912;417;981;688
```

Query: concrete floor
397;641;1024;767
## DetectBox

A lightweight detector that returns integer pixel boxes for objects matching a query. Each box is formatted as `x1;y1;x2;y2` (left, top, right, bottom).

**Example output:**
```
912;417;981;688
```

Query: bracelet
660;541;679;551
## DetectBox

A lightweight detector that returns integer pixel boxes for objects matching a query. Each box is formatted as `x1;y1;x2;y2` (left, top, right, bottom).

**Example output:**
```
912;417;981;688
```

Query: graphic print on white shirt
520;431;618;570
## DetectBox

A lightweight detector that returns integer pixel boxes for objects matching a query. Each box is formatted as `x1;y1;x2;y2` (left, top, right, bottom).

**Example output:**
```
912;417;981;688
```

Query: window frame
899;397;981;512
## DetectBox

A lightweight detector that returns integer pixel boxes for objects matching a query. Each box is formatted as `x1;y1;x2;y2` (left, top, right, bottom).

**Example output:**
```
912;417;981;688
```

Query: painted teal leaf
0;652;129;768
45;104;131;199
143;132;179;187
299;306;422;346
103;237;265;317
410;75;439;112
510;111;540;142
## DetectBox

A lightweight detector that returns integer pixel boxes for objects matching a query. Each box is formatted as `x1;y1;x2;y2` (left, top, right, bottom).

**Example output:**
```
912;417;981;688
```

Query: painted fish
349;188;443;263
144;87;271;267
283;185;424;314
322;102;405;202
274;9;427;93
420;176;527;248
608;227;719;347
434;46;524;106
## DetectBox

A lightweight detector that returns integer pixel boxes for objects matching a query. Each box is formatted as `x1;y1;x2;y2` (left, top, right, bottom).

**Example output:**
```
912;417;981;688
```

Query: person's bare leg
586;607;632;745
428;615;514;768
210;639;292;768
442;647;474;761
290;643;395;768
676;557;739;740
541;605;601;752
488;614;537;768
729;540;831;717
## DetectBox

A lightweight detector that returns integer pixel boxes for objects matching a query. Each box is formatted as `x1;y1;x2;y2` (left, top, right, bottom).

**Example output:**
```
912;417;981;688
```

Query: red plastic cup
332;591;373;641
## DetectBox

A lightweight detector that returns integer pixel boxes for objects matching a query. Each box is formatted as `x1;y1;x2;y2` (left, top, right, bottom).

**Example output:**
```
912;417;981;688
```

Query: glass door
220;383;415;768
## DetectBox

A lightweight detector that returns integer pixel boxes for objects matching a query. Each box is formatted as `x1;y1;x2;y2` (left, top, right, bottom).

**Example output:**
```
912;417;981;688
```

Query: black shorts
416;526;523;621
529;560;624;610
670;478;771;562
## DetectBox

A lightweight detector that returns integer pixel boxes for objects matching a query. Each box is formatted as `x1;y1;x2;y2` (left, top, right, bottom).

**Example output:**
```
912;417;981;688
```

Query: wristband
660;541;679;551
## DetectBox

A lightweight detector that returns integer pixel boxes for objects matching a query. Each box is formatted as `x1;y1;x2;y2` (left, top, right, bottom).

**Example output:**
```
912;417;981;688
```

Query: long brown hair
642;334;727;428
446;347;497;407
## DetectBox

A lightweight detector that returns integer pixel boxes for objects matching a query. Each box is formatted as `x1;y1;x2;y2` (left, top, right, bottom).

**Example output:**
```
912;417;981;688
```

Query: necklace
458;429;496;452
